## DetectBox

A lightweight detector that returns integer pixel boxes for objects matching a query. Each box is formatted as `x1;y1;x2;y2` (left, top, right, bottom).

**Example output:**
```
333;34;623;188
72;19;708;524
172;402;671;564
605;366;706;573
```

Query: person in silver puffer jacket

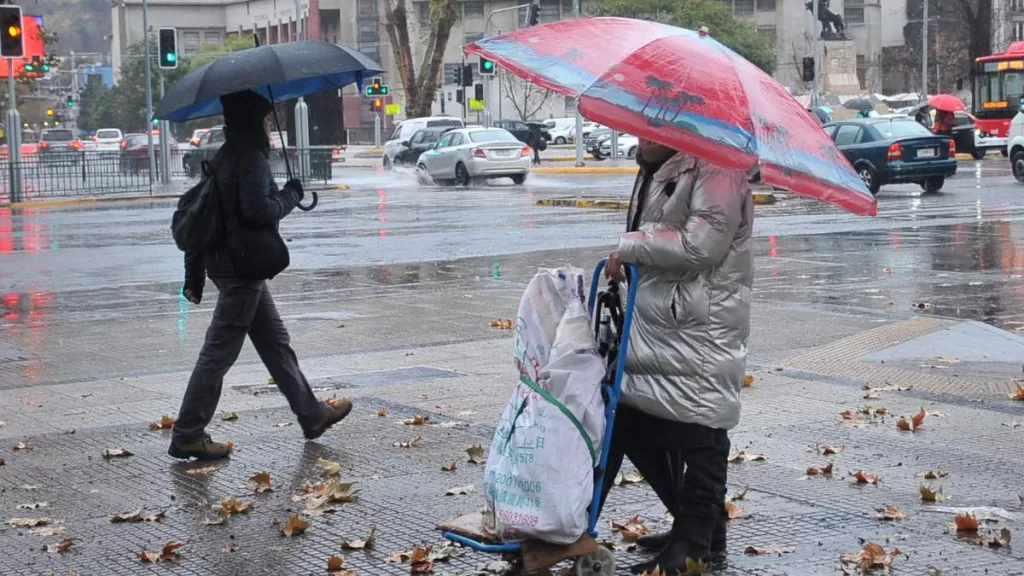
599;139;753;574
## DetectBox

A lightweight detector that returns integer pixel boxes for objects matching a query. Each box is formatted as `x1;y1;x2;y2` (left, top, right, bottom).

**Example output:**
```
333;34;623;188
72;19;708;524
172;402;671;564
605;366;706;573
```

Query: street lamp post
142;0;156;183
483;3;532;126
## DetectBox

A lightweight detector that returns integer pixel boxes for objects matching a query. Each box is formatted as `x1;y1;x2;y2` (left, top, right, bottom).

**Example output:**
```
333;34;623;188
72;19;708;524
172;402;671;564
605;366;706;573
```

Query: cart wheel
573;546;616;576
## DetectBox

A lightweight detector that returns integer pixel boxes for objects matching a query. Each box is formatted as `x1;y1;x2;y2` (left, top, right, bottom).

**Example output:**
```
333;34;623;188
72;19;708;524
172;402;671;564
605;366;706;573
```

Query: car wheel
382;156;392;171
1013;150;1024;183
511;174;527;185
627;147;637;159
922;177;945;193
972;148;987;160
858;165;880;196
592;151;606;162
454;162;471;187
555;136;566;145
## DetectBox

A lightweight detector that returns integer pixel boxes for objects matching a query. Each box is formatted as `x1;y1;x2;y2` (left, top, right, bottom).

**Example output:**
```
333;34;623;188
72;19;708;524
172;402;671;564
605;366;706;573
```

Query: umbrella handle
298;191;318;211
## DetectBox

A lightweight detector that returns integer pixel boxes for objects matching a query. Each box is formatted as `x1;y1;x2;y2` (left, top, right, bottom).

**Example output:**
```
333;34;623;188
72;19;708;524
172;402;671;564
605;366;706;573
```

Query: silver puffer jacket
617;153;753;430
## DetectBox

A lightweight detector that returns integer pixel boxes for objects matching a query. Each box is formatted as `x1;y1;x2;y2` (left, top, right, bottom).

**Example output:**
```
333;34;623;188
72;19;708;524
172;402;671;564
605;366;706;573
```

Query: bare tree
383;0;458;118
500;72;556;121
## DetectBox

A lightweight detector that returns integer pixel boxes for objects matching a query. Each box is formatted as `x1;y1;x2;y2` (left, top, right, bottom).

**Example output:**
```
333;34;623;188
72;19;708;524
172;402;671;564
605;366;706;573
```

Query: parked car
1006;109;1024;182
182;126;225;177
38;128;83;164
392;127;452;167
599;134;639;159
824;117;957;195
584;128;611;157
383;116;464;169
0;129;38;159
120;133;180;174
582;122;604;139
416;127;531;186
94;128;124;153
189;128;211;147
544;118;577;145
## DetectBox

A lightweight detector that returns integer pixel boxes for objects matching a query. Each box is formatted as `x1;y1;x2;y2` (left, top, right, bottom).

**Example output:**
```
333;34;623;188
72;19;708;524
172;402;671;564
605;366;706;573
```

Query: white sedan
417;127;531;186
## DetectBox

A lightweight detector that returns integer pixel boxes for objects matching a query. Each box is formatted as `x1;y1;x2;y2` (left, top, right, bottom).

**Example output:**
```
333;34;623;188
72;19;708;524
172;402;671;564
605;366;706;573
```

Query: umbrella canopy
928;93;966;113
156;41;383;122
465;17;875;216
843;98;875;112
808;107;830;124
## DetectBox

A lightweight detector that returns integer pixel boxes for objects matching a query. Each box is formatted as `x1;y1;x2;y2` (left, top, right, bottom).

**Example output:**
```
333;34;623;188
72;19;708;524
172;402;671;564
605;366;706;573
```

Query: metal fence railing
0;147;337;204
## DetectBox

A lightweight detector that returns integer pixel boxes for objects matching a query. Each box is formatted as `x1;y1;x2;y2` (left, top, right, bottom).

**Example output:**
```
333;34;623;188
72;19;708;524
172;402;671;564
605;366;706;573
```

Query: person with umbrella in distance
169;90;353;460
601;138;753;573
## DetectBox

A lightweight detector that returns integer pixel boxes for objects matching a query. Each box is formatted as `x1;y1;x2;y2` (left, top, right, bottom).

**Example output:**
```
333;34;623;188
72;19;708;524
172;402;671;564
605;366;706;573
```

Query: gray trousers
172;278;324;443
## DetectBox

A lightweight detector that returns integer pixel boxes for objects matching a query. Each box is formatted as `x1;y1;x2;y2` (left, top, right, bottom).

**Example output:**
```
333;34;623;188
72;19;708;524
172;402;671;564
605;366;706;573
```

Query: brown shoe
302;399;353;440
168;434;233;460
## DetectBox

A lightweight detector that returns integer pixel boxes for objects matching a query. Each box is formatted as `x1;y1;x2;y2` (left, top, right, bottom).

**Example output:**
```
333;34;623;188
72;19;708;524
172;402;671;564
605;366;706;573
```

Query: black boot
630;540;708;575
636;516;726;554
711;513;727;557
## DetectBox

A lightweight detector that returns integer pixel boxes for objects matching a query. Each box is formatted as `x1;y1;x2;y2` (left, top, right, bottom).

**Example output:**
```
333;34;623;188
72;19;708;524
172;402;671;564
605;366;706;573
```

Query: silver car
417;127;531;185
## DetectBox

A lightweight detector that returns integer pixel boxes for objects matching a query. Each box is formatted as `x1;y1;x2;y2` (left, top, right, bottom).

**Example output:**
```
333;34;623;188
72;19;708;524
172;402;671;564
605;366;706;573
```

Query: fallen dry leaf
612;516;650;542
820;445;844;455
724;501;744;520
386;550;413;564
863;393;881;400
139;540;184;564
341;525;378;550
441;460;457;472
849;470;880;485
297;480;359;510
1011;382;1024;401
466;444;486;464
839;410;859;421
743;374;755;388
954;513;980;532
806;463;835;476
219;496;253;518
314;457;342;477
275;421;293;427
444;484;476;496
919;483;944;502
377;408;388;417
876;505;906;520
247;471;273;493
614;471;645;486
8;517;51;527
728;450;767;463
728;489;748;501
110;509;165;523
101;448;133;459
685;557;709;575
896;408;927;431
183;465;218;476
917;470;949;479
326;397;349;409
12;442;30;451
744;545;795;555
221;412;239;421
44;537;74;553
28;525;64;536
17;502;48;510
840;542;902;572
393;435;423;448
987;527;1012;548
411;546;434;573
281;514;310;537
327;554;345;571
489;318;514;330
403;415;430;426
148;415;175;431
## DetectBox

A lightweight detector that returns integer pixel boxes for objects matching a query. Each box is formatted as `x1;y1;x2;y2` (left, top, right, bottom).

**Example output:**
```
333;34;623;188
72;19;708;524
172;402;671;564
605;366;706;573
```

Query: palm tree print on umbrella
638;75;706;127
755;114;790;144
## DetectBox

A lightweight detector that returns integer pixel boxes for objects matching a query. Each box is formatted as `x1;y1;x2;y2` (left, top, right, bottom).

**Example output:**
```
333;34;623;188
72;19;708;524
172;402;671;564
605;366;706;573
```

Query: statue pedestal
821;40;861;94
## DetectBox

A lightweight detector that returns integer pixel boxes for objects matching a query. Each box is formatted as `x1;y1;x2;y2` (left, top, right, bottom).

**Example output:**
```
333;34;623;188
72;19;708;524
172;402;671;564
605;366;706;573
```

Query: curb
545;155;596;161
309;183;350;191
537;192;778;210
2;194;180;209
533;166;639;174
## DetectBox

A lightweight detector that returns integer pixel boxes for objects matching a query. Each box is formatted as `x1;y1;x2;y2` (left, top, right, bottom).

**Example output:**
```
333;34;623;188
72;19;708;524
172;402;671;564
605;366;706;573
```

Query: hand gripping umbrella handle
298;191;318;211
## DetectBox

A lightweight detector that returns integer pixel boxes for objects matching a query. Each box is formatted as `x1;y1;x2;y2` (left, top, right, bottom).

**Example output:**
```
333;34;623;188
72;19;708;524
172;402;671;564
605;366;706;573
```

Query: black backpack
171;161;224;252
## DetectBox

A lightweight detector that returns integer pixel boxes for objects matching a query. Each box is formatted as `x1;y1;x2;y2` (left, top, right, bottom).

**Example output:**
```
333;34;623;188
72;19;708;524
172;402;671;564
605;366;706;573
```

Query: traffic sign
469;98;484;111
385;103;401;116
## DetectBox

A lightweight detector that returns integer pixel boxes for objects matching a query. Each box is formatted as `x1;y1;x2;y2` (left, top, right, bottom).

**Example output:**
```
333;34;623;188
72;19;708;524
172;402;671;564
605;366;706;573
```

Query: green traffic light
166;53;176;63
381;86;388;95
365;86;373;96
483;61;493;71
152;118;159;126
24;63;34;71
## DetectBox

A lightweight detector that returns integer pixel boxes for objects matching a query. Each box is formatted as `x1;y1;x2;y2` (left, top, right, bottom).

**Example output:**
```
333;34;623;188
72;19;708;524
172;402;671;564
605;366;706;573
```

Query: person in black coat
526;124;543;165
171;90;352;460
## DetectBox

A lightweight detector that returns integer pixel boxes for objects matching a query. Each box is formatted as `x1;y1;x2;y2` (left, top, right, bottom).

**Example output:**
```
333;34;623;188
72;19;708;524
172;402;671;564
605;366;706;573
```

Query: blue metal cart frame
443;259;640;560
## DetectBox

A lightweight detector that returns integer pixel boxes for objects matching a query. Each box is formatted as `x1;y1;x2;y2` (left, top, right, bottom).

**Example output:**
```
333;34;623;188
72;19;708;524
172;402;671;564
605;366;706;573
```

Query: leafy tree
383;0;459;117
596;0;776;75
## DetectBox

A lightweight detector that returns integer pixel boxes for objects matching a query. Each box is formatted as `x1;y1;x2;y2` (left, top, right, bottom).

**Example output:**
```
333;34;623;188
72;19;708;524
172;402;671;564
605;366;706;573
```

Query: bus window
1005;72;1024;105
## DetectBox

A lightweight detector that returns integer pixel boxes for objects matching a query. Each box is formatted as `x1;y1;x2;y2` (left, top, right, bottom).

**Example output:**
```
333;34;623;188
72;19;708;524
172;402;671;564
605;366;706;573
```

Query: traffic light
66;94;74;108
479;57;495;76
158;27;178;69
365;77;389;96
474;83;484;102
461;64;473;87
801;57;815;82
525;0;540;27
456;88;464;104
0;6;24;58
453;67;462;86
24;55;42;74
370;97;382;112
45;108;53;117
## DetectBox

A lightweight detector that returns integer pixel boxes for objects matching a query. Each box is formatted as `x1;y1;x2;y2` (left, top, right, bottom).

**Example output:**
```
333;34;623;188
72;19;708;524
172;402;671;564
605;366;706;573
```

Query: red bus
973;41;1024;139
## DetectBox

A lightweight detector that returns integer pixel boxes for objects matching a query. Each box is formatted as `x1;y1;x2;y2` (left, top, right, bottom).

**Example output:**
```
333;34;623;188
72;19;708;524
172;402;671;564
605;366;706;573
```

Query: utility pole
483;4;530;125
921;0;928;101
142;0;156;183
573;0;583;167
810;0;820;107
7;58;22;203
159;74;171;184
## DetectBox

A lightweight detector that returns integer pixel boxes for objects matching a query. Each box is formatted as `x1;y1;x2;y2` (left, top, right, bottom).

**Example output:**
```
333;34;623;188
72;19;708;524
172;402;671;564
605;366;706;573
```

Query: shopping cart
443;259;639;576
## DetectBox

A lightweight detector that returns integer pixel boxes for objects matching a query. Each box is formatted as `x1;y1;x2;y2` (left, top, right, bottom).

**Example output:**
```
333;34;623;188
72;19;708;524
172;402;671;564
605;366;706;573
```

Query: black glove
183;275;204;304
284;178;304;202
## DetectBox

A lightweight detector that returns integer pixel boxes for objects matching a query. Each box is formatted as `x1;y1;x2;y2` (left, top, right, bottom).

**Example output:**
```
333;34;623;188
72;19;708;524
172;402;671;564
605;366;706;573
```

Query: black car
393;127;450;166
493;120;551;144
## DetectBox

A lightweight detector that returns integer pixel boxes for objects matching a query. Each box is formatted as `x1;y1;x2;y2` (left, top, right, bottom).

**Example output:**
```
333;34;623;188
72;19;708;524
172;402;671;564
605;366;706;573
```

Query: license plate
491;149;516;158
917;148;937;158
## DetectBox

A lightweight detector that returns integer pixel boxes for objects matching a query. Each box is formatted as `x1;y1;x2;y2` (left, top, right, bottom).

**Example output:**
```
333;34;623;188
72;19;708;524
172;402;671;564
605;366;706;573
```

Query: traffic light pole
810;0;820;108
483;4;531;126
6;57;22;203
572;0;584;167
142;0;157;184
159;74;171;185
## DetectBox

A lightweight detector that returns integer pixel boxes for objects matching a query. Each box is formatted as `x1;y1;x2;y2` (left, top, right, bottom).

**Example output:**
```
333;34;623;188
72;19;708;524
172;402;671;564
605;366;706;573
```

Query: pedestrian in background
933;109;956;137
601;139;753;574
169;90;352;461
526;123;544;165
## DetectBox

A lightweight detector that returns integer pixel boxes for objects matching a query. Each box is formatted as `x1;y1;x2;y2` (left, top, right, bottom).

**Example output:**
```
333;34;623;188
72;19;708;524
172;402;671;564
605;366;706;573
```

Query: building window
464;1;485;18
756;0;776;11
757;25;776;45
856;54;867;89
182;31;200;55
734;0;754;16
561;0;574;17
417;2;432;29
539;0;559;23
845;0;865;25
1015;21;1024;42
1013;0;1024;12
202;30;222;46
464;32;484;45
